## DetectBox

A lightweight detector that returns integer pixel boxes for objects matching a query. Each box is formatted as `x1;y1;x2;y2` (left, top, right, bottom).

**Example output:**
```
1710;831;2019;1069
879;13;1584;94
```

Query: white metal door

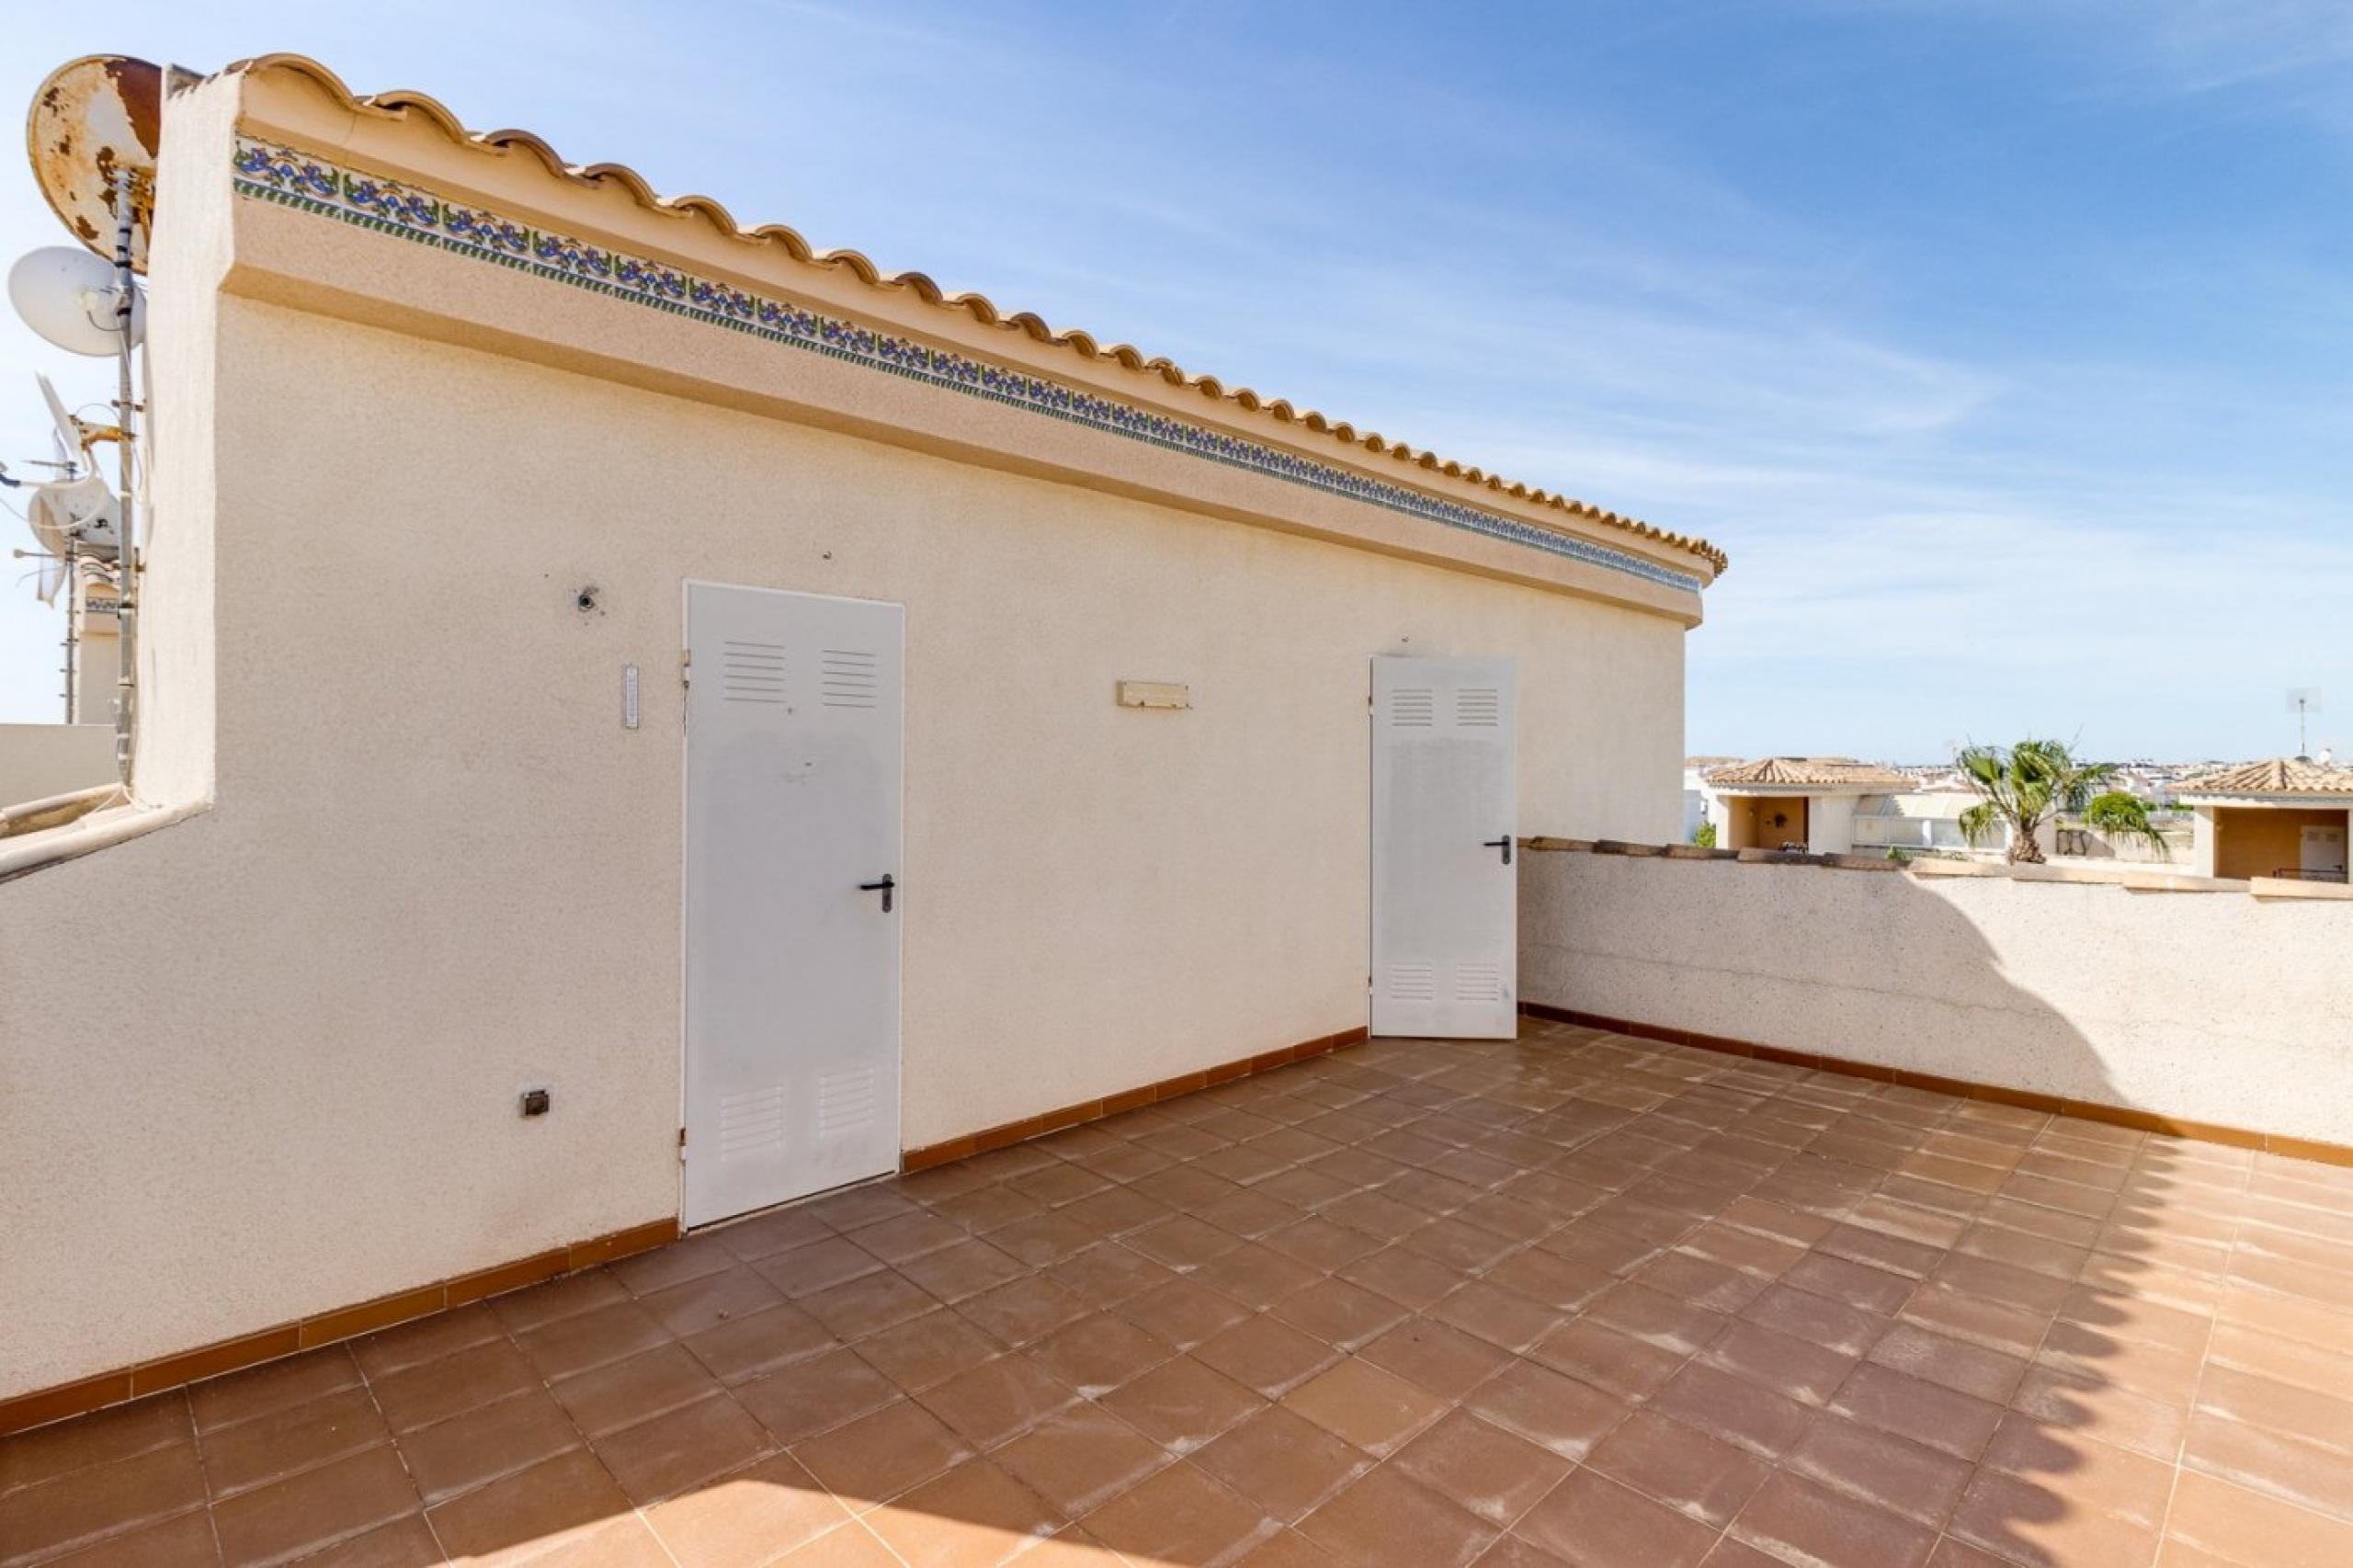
2302;824;2346;878
684;583;903;1227
1370;655;1518;1038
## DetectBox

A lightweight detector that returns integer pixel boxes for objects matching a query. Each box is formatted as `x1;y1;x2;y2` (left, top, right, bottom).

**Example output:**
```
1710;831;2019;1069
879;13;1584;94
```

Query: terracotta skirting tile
1518;1003;2353;1172
0;1372;131;1437
299;1287;446;1349
131;1327;303;1399
447;1248;571;1306
569;1220;680;1270
898;1025;1370;1176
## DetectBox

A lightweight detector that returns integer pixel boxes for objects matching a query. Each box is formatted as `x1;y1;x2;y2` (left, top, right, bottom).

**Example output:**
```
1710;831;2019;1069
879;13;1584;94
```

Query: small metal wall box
1116;680;1190;710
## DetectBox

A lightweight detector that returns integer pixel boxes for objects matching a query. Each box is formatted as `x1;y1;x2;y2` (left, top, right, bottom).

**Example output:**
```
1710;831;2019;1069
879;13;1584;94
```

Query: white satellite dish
7;246;144;357
23;474;120;603
37;373;86;465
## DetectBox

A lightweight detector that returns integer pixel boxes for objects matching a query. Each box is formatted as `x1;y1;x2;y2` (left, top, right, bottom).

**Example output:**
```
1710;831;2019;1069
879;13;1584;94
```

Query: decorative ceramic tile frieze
230;137;1702;593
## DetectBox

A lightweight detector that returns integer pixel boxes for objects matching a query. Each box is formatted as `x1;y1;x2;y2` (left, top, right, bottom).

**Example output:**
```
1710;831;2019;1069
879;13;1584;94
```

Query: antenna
2288;688;2324;757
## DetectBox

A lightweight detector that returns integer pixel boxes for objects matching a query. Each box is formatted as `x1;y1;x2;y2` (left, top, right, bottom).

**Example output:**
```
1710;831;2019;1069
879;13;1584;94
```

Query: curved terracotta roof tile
1703;757;1912;790
2178;758;2353;797
222;51;1728;580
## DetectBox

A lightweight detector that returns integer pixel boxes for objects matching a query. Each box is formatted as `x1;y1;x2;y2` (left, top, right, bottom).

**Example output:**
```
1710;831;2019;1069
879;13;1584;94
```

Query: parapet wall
1518;840;2353;1155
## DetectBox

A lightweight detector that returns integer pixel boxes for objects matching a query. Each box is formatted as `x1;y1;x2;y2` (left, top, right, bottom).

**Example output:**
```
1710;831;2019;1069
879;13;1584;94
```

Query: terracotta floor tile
1729;1469;1937;1568
1514;1466;1719;1568
369;1338;544;1434
1024;1313;1177;1399
1648;1362;1813;1460
1117;1278;1255;1351
1525;1316;1689;1403
0;1444;208;1563
950;1277;1091;1350
1081;1459;1279;1564
1338;1244;1470;1311
346;1304;505;1387
1100;1356;1267;1454
1461;1358;1629;1461
1829;1362;2005;1461
895;1240;1033;1305
915;1356;1078;1449
852;1311;1003;1393
2182;1406;2353;1524
513;1302;673;1384
552;1344;722;1438
642;1451;852;1567
847;1211;969;1265
800;1271;942;1342
591;1391;774;1504
1392;1410;1574;1528
993;1403;1167;1518
862;1459;1061;1567
1780;1253;1918;1316
1043;1244;1174;1309
188;1349;361;1436
1358;1318;1517;1403
989;1214;1109;1270
211;1446;422;1568
487;1271;632;1336
1947;1468;2162;1568
1280;1357;1451;1458
612;1233;739;1297
708;1206;835;1264
753;1238;889;1301
1191;1406;1369;1524
2164;1465;2353;1566
2010;1364;2188;1463
1195;1314;1342;1399
199;1385;390;1502
1781;1412;1971;1528
1259;1218;1385;1274
683;1301;837;1387
1982;1412;2176;1527
31;1506;221;1567
638;1266;786;1340
0;1395;192;1499
733;1349;902;1446
1297;1464;1499;1567
1190;1245;1324;1312
2196;1363;2353;1459
1429;1281;1563;1354
1585;1407;1773;1528
1866;1324;2029;1406
397;1390;583;1506
790;1400;974;1509
1701;1319;1858;1407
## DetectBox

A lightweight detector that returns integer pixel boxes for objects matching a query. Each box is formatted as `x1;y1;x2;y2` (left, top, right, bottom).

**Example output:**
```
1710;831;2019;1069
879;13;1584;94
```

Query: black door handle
1483;836;1513;866
858;874;896;913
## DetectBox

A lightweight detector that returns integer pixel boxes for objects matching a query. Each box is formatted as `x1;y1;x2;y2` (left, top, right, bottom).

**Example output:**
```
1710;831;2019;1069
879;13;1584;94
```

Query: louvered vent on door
1385;961;1437;1001
721;641;788;704
1454;961;1505;1003
819;650;880;710
1391;688;1436;727
717;1085;788;1159
817;1066;877;1137
1455;688;1502;727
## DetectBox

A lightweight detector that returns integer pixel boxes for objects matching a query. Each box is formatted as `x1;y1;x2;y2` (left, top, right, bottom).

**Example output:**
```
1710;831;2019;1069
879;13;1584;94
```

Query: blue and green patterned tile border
230;136;1702;594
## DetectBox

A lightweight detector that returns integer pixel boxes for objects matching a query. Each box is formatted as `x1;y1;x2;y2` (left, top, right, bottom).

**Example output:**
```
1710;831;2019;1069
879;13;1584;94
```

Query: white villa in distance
2178;757;2353;882
1698;756;1913;854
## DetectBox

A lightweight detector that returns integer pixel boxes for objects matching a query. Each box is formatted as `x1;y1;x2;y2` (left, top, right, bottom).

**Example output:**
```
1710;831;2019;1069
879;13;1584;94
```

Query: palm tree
2082;790;2173;858
1956;738;2120;865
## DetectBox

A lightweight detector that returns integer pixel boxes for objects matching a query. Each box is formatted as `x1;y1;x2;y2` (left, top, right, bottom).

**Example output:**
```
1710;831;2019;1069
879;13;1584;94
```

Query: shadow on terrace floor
6;1019;2353;1565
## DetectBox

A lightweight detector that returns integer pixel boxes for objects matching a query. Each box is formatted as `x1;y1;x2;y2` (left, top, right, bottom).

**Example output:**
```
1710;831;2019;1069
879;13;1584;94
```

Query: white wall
1521;847;2353;1146
0;293;1688;1399
1806;794;1857;856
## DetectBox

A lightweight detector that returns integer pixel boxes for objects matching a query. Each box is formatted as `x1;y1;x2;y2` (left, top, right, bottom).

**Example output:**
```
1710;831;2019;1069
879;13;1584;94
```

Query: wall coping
0;800;209;885
1518;835;2297;898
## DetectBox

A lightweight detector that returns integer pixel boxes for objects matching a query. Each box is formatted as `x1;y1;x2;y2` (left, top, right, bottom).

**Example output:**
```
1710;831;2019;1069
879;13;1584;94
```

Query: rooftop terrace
6;1019;2350;1567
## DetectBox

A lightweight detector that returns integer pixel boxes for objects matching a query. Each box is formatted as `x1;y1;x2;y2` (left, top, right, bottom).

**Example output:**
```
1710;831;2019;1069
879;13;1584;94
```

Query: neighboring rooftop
2177;757;2353;799
1702;756;1914;790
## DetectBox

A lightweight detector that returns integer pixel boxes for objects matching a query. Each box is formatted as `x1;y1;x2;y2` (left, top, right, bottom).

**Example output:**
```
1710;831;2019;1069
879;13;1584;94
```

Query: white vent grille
1390;688;1436;728
721;641;788;705
819;650;880;710
717;1085;788;1159
1455;688;1501;727
1385;962;1437;1002
817;1066;877;1137
1454;961;1506;1003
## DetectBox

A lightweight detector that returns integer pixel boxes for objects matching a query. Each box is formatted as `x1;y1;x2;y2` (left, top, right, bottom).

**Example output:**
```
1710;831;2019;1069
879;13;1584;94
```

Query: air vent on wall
1391;688;1436;727
1455;688;1501;727
717;1085;787;1159
1386;962;1437;1001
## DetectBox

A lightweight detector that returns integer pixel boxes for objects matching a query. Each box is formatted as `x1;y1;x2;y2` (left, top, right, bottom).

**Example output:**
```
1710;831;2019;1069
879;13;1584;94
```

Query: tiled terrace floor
10;1021;2353;1568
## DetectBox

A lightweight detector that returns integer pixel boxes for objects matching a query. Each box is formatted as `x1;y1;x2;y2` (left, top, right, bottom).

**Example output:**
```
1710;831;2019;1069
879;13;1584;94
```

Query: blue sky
4;1;2349;760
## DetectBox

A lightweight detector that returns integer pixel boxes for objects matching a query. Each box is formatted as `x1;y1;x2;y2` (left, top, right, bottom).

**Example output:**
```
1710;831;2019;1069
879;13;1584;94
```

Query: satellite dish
37;372;87;462
8;247;143;356
25;56;161;275
23;474;120;603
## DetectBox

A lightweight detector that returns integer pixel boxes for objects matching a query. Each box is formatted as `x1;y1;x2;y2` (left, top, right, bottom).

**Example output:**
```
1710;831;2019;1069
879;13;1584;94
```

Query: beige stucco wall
1520;848;2353;1146
0;725;116;809
0;85;1688;1396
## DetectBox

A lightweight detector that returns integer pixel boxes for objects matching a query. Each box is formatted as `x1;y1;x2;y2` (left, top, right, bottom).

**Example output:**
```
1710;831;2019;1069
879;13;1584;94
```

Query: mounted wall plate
1116;680;1189;710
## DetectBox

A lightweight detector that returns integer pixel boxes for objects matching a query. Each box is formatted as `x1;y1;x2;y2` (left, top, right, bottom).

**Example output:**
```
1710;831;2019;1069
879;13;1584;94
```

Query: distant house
2177;758;2353;881
1699;756;1911;853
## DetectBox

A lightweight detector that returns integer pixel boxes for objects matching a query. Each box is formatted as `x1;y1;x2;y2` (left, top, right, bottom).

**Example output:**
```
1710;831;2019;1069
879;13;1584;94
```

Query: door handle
858;874;896;913
1483;836;1513;866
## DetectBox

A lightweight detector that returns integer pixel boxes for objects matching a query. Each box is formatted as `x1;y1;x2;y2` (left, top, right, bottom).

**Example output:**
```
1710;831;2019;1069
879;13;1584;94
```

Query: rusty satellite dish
26;55;163;275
